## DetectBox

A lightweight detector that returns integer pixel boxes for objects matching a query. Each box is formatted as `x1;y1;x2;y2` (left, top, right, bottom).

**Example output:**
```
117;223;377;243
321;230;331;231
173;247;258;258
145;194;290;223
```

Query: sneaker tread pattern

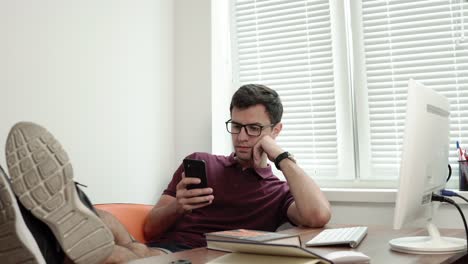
6;122;114;264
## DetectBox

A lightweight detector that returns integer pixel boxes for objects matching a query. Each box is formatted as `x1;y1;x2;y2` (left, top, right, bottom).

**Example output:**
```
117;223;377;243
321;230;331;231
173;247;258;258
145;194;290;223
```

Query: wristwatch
274;151;296;170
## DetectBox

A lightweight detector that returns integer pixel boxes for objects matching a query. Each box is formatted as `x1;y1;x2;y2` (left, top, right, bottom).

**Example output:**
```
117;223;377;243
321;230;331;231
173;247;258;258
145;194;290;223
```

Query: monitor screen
389;79;466;254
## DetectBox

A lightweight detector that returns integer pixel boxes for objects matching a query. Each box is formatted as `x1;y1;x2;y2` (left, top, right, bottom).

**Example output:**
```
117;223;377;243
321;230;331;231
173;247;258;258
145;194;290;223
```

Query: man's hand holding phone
174;159;214;214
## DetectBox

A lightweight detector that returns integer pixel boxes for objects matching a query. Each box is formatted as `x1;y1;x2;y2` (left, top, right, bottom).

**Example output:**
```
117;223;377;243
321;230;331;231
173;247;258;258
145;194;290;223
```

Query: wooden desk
129;226;467;264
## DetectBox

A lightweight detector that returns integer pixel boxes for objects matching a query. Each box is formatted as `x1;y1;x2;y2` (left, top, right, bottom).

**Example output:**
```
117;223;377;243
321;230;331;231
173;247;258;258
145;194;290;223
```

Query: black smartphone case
183;159;208;190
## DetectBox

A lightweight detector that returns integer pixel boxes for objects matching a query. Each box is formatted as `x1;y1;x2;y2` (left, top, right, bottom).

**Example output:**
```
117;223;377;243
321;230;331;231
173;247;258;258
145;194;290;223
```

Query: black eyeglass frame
225;119;276;137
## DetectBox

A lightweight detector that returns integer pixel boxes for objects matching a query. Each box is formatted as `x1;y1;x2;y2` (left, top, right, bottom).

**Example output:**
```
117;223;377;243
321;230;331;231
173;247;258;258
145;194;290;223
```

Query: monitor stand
389;222;466;254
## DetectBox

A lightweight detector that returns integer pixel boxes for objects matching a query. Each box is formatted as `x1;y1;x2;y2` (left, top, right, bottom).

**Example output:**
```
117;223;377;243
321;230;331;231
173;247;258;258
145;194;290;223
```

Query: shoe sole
5;122;114;264
0;169;46;264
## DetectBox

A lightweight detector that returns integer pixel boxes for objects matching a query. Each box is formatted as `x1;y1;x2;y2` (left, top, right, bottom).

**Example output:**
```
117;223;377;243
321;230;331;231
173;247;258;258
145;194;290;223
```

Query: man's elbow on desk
304;209;331;228
289;204;331;228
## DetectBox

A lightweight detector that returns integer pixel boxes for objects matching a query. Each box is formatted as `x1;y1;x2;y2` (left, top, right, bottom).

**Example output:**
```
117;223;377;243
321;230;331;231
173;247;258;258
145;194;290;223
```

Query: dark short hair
229;84;283;124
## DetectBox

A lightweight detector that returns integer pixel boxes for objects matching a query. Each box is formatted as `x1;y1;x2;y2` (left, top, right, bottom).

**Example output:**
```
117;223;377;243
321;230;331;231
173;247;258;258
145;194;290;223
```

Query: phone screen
183;159;208;190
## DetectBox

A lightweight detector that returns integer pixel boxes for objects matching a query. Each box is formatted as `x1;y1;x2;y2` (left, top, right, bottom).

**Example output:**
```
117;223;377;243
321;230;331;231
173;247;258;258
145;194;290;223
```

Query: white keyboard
305;226;368;248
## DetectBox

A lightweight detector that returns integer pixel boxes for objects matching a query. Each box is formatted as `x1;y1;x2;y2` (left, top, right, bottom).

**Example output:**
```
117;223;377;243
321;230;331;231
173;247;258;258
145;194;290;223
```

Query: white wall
211;0;235;156
0;0;174;204
174;0;213;163
330;201;468;229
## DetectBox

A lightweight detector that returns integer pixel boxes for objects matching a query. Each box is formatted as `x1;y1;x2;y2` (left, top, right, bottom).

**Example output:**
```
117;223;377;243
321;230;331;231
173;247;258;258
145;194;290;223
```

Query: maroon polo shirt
153;152;295;248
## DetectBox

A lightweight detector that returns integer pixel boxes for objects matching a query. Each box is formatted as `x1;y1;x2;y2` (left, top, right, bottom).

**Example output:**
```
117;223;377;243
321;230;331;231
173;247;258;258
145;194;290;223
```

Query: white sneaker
0;165;46;264
5;122;114;264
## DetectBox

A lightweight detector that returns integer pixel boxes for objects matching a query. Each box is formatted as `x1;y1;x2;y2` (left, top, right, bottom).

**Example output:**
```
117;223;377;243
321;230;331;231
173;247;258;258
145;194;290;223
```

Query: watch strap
275;151;291;170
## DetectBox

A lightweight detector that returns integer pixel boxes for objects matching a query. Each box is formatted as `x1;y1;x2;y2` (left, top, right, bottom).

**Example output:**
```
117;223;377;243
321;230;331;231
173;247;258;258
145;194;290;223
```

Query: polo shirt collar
224;152;274;179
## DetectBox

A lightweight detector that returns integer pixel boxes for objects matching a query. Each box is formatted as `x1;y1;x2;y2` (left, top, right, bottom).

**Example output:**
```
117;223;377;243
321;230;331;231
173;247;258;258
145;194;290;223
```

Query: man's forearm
143;200;184;240
281;159;331;227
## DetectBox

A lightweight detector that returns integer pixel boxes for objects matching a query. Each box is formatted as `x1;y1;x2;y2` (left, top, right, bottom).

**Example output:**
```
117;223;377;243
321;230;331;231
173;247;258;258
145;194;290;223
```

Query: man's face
230;104;279;162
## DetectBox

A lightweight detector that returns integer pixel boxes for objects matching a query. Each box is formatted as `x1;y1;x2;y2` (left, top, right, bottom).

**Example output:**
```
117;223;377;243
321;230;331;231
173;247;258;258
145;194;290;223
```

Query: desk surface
130;226;467;264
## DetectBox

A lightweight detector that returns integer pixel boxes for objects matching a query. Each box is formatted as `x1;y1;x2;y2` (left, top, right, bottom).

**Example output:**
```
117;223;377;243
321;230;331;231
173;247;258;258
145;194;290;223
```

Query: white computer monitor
389;79;466;254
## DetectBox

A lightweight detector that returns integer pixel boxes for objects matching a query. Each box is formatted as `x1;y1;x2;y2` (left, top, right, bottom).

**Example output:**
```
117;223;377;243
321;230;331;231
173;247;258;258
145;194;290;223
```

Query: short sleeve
279;188;295;226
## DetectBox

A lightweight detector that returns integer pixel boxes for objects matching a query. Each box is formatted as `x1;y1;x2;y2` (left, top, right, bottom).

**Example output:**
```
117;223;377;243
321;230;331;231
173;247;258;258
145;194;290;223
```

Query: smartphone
183;158;208;190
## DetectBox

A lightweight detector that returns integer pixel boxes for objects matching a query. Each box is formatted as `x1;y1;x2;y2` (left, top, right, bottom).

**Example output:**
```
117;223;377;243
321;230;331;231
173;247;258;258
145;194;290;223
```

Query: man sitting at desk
0;84;330;263
143;84;331;251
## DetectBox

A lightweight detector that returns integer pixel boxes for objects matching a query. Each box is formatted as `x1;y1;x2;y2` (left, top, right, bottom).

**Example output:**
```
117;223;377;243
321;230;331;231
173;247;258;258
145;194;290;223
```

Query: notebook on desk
206;239;333;264
207;253;328;264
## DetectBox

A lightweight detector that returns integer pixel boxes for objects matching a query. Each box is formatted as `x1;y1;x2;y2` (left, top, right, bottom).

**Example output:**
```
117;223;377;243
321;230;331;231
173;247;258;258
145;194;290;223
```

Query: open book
206;239;333;264
205;229;301;246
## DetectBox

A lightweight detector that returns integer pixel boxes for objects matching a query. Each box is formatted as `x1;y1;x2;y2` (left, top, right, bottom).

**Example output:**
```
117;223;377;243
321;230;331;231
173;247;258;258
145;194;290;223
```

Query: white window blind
231;0;467;186
355;0;468;181
231;0;352;179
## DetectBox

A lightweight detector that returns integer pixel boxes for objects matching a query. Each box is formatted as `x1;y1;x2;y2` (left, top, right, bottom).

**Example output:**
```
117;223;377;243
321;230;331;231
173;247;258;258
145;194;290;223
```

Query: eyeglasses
225;119;275;137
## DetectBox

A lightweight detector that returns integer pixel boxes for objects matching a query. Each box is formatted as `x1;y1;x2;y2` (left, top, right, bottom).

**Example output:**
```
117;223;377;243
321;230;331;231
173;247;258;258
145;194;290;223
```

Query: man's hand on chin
252;136;283;168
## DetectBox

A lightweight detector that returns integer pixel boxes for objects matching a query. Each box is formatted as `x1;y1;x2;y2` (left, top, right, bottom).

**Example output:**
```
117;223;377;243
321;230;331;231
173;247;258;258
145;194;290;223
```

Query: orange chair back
95;203;153;243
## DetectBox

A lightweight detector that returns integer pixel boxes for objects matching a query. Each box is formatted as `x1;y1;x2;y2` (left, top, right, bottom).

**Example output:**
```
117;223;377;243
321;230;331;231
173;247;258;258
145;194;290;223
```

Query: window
230;0;468;187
